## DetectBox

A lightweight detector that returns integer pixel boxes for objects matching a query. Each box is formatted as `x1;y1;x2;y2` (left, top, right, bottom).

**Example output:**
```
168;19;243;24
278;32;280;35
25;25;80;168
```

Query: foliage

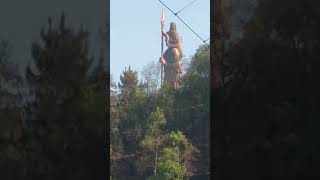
23;13;106;179
159;147;180;162
149;145;187;180
155;81;176;128
117;67;148;154
150;160;187;180
214;0;320;179
111;44;209;179
146;107;166;136
166;131;186;147
0;40;24;180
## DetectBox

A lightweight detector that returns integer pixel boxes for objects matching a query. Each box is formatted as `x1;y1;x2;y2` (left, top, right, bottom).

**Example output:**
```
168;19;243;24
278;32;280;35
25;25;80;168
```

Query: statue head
169;22;177;32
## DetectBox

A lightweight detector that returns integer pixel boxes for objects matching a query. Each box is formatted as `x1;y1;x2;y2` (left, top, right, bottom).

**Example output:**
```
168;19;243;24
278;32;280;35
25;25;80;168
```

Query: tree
177;44;210;139
25;13;105;179
165;131;199;177
0;40;24;180
141;107;166;175
110;74;124;179
150;158;186;180
155;81;176;129
117;66;148;154
174;45;210;176
148;131;196;180
0;39;22;141
0;40;21;107
111;42;210;180
110;74;122;159
26;13;93;128
214;0;320;179
141;61;161;95
118;66;139;101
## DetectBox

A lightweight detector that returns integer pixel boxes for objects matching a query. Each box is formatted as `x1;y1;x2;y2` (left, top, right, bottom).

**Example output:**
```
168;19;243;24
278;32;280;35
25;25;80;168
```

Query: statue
160;22;183;89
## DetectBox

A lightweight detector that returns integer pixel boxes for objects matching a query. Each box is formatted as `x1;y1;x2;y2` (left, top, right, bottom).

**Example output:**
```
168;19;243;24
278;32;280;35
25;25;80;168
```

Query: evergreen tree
25;13;105;179
0;40;24;180
117;67;148;154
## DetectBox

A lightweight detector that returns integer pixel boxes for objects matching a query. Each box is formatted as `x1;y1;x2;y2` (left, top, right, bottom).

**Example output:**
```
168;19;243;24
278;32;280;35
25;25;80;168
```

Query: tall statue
160;22;183;89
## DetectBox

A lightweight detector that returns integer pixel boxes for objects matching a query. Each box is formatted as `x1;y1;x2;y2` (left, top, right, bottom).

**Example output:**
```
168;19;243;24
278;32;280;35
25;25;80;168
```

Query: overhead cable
175;0;198;15
158;0;209;45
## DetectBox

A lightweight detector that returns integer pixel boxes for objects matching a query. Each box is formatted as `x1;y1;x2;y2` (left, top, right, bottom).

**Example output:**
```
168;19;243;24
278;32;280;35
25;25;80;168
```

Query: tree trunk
154;137;158;175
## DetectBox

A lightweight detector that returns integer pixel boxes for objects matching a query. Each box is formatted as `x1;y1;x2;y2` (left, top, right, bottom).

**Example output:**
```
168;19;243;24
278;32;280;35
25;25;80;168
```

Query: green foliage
146;107;166;136
139;107;167;177
111;44;209;179
192;44;210;61
183;44;210;97
110;74;123;165
166;131;186;147
22;13;106;179
118;66;139;101
149;159;186;180
148;144;187;180
172;45;210;176
141;107;166;152
156;81;176;127
157;160;186;180
159;147;180;162
116;67;149;155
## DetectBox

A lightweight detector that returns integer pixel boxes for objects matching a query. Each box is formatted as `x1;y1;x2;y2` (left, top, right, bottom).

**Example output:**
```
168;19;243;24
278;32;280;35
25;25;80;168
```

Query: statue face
169;22;176;31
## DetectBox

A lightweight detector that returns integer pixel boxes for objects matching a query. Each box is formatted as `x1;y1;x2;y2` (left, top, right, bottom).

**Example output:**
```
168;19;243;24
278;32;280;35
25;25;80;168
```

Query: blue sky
110;0;210;83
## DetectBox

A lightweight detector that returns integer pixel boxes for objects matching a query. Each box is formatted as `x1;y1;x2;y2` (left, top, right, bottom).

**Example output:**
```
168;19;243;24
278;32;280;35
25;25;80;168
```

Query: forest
0;11;209;180
0;14;107;179
214;0;320;179
110;43;210;180
0;0;319;179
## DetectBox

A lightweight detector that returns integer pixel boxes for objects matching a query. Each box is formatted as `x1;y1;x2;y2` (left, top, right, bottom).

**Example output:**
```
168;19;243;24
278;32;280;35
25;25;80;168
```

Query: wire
175;0;198;15
158;0;209;45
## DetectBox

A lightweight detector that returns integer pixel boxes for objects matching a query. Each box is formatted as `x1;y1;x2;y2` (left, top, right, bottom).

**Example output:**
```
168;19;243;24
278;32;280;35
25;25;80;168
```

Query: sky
0;0;106;76
110;0;210;83
0;0;209;85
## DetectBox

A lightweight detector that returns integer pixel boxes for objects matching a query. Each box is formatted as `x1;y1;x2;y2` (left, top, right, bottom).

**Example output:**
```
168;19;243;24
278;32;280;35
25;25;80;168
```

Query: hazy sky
0;0;210;84
0;0;107;75
110;0;210;83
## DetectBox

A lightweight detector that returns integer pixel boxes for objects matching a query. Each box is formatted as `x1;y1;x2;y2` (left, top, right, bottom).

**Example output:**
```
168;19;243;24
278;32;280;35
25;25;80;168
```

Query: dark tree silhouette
24;13;106;180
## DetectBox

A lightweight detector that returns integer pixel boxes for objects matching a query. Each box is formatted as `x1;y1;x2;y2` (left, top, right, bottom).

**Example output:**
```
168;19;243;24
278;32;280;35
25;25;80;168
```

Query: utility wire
158;0;209;45
175;0;198;15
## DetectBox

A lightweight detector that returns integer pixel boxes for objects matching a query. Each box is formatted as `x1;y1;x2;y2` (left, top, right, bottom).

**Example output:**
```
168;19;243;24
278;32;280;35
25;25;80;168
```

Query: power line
175;0;198;15
158;0;209;45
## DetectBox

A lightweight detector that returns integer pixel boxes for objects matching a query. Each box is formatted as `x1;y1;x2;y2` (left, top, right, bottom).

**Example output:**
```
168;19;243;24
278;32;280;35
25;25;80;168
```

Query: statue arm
162;30;180;48
167;42;179;48
162;30;170;46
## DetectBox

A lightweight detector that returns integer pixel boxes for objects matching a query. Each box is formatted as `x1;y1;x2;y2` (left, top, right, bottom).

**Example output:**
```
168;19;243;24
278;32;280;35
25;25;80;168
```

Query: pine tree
0;40;24;180
24;13;105;179
117;66;147;154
